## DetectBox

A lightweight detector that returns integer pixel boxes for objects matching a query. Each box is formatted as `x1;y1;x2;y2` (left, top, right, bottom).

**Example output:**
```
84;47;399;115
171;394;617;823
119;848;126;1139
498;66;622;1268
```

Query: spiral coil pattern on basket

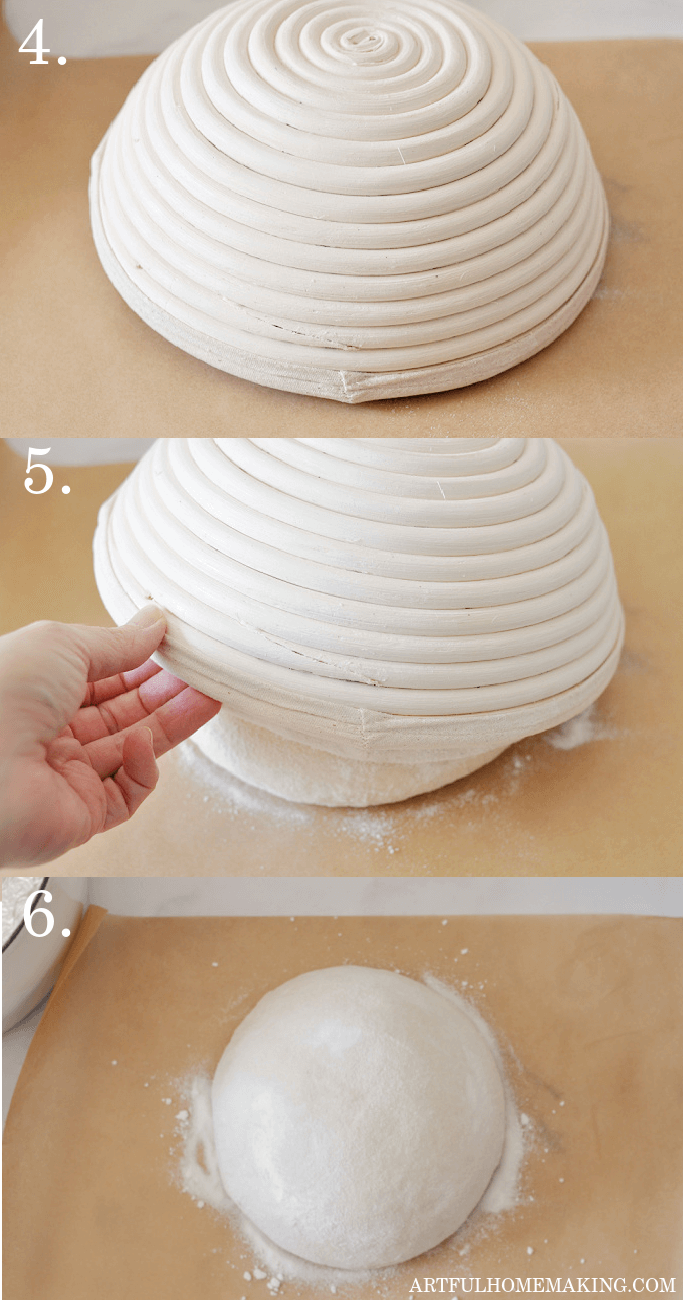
89;0;609;403
93;438;624;762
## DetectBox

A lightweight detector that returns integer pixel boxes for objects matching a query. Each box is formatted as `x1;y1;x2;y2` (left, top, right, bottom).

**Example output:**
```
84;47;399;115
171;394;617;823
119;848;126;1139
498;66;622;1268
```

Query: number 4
25;447;53;494
19;19;50;63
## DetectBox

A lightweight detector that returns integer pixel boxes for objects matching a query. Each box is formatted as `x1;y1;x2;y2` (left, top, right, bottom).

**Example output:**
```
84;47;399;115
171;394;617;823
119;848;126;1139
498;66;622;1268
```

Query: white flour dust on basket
168;975;529;1290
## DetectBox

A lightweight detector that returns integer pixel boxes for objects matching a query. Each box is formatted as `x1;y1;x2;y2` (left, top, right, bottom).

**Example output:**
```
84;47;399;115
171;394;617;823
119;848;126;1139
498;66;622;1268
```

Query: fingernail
125;603;166;629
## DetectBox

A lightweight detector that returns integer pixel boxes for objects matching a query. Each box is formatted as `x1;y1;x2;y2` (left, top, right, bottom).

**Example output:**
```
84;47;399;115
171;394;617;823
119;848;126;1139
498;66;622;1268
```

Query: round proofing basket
89;0;609;402
93;438;624;805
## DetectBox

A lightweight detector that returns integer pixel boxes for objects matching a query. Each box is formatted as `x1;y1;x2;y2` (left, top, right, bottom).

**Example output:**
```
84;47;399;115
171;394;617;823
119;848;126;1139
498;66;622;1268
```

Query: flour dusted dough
89;0;608;401
195;709;507;806
211;966;506;1269
93;437;625;806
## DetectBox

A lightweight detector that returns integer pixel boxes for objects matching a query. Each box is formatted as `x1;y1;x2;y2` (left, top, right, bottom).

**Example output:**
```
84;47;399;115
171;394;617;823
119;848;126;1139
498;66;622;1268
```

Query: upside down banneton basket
93;438;624;806
89;0;609;403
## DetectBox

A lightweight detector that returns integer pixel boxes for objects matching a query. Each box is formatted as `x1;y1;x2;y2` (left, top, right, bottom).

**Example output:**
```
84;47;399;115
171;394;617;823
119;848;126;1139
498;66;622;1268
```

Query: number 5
25;447;53;494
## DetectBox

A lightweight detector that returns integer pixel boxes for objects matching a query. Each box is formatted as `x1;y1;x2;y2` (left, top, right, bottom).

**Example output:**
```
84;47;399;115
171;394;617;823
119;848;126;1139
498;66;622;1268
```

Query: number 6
24;890;55;937
25;447;53;494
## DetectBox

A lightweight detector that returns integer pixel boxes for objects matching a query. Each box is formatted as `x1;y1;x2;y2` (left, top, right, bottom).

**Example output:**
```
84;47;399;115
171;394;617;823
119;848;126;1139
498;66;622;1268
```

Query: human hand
0;607;221;868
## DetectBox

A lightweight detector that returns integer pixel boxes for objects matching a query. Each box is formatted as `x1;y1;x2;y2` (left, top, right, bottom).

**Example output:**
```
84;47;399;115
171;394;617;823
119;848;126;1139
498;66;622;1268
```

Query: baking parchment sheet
1;25;682;438
3;911;682;1297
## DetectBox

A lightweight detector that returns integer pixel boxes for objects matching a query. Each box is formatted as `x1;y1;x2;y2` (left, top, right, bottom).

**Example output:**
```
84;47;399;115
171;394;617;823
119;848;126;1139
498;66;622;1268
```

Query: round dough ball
211;966;505;1269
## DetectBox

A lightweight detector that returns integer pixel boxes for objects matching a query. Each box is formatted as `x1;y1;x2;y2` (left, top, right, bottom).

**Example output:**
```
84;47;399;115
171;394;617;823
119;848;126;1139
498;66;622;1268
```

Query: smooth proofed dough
92;437;625;806
194;709;508;805
211;966;506;1269
89;0;608;402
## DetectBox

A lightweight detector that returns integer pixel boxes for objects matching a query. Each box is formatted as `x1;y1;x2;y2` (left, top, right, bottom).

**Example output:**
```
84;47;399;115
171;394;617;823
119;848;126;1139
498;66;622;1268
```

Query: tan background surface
3;911;683;1297
1;438;680;876
1;25;682;439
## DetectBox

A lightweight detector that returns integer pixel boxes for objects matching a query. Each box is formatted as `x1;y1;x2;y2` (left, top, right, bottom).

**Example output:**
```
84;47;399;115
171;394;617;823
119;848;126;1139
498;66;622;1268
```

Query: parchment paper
3;911;682;1298
1;25;682;438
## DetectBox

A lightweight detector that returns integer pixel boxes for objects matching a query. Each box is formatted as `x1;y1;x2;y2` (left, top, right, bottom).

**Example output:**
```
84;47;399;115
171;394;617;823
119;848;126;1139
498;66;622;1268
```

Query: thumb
76;604;168;682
